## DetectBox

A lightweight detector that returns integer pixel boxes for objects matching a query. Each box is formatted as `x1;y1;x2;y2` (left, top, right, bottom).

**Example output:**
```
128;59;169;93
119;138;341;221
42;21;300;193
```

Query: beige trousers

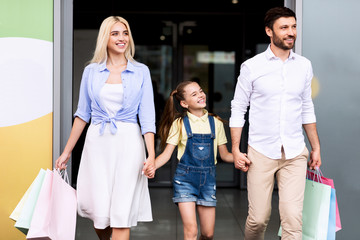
244;146;309;240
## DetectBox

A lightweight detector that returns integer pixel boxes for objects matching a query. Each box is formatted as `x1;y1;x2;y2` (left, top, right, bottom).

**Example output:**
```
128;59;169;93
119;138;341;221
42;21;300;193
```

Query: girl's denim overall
172;115;217;207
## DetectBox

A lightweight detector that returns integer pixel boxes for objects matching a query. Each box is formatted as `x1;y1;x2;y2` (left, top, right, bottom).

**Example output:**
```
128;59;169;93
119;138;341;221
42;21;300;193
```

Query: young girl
145;80;233;240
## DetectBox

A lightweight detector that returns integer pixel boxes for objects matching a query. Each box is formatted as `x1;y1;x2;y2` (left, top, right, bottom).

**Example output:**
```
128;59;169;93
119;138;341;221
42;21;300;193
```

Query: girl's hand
143;156;156;178
55;152;71;170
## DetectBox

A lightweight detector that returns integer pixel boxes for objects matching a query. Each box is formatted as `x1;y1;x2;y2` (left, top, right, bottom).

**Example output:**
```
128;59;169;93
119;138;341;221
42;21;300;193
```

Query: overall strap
208;115;216;139
183;115;193;138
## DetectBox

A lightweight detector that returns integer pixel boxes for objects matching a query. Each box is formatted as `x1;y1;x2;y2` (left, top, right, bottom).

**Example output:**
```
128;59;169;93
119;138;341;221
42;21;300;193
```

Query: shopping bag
327;188;336;240
26;169;54;239
307;169;342;232
9;179;35;222
27;169;77;240
278;178;332;239
302;179;332;240
11;169;46;234
47;169;77;240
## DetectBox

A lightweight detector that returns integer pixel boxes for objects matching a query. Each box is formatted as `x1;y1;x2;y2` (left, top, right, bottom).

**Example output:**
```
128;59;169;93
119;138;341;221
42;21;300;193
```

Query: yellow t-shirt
166;110;227;164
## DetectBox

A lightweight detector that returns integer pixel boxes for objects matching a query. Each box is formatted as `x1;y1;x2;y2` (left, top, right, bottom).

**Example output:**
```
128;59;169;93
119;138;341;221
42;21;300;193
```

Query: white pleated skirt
77;121;152;229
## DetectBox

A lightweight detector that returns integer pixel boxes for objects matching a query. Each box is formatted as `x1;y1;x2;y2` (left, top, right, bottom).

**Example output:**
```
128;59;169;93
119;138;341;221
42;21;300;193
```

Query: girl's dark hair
264;7;296;30
158;80;225;149
158;81;191;149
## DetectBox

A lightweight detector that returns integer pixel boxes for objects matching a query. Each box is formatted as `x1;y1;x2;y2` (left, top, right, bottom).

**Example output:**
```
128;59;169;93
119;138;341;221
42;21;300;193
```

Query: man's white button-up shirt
230;46;316;159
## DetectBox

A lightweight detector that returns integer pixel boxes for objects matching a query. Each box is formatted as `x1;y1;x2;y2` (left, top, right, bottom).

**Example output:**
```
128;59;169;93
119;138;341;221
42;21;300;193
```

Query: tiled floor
76;188;281;240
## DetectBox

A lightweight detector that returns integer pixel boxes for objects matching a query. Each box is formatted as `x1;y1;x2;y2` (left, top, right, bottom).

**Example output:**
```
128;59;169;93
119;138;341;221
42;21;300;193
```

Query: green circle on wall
0;0;53;42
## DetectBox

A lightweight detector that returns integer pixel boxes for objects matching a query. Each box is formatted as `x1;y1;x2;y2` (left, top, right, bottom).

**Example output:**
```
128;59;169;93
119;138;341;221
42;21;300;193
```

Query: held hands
142;156;156;179
233;149;251;172
308;149;321;170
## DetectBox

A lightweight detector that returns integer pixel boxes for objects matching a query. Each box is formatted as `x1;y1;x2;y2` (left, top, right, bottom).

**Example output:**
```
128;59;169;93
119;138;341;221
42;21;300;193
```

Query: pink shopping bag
27;169;77;240
48;169;77;240
307;169;342;232
26;169;53;239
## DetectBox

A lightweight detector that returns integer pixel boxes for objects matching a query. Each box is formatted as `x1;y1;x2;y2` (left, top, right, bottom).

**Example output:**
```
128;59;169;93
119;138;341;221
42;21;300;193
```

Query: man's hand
233;148;251;172
308;149;321;170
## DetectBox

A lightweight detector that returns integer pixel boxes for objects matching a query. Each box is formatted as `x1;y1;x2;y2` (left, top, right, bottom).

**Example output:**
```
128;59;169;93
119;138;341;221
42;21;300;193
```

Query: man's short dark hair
264;7;296;30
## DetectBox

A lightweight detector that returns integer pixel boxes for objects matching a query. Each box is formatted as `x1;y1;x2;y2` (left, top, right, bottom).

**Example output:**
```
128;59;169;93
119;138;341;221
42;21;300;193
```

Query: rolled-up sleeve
301;61;316;124
74;67;92;123
229;64;252;128
138;66;156;134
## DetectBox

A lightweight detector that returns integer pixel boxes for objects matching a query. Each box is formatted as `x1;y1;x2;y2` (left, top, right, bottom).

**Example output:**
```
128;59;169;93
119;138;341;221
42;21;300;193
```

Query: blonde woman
56;16;155;240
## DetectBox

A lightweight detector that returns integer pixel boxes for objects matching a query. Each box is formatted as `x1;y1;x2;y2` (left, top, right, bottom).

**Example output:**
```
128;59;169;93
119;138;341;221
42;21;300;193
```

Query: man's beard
273;31;296;50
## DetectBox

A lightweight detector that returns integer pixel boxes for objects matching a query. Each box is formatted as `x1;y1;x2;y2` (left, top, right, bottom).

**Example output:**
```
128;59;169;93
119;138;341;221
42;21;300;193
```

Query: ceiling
73;0;284;29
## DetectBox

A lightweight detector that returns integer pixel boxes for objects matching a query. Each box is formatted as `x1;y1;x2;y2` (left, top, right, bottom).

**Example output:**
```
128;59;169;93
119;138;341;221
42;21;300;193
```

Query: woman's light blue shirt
74;60;156;135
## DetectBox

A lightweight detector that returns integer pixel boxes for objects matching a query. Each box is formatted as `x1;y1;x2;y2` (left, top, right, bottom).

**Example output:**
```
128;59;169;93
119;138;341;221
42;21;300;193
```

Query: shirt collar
126;60;136;72
288;49;295;60
265;44;296;61
98;61;107;72
98;59;136;72
187;109;209;122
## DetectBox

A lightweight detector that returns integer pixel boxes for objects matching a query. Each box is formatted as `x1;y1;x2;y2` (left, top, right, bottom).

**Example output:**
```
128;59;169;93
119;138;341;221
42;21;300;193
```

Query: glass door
135;18;240;187
181;19;239;187
134;21;176;187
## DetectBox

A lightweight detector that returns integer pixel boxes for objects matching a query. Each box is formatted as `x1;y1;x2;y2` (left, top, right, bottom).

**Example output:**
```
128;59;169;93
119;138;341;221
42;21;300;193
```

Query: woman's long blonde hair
90;16;135;64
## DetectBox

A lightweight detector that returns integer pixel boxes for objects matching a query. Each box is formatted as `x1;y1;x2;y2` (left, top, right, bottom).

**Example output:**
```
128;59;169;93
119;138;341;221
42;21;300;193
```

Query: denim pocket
192;143;211;160
174;167;188;177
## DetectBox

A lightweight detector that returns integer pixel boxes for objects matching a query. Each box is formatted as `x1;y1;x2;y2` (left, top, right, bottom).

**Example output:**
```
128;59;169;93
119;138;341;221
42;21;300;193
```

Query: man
229;7;321;240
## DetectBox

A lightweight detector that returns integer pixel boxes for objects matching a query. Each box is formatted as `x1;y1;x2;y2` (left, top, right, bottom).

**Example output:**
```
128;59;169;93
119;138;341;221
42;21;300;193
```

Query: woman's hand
143;156;156;179
144;165;156;179
55;152;71;170
142;132;156;178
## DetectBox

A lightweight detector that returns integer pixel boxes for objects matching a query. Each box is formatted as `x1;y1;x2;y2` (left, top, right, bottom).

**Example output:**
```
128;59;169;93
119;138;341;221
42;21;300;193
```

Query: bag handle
307;166;323;183
55;168;70;184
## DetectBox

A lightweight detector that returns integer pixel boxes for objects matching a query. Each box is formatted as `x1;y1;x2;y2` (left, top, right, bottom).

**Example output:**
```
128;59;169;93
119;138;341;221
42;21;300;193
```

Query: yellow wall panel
0;113;52;238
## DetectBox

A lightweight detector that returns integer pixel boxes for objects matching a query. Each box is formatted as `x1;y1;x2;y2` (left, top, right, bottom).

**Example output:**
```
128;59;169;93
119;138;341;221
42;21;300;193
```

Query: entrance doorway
133;17;243;187
72;0;284;188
